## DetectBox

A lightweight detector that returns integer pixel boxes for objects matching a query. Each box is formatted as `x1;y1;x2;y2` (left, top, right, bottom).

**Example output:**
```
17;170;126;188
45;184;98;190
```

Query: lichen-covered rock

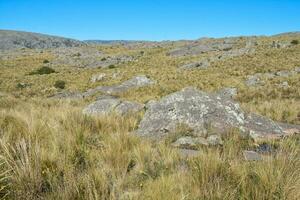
136;87;284;140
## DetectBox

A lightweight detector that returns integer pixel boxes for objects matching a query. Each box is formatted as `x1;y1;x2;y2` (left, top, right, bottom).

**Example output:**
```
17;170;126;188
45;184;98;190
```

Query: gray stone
49;91;83;99
83;98;121;116
207;135;223;145
97;75;155;94
83;97;144;116
115;101;144;115
294;67;300;73
275;70;294;77
90;73;106;83
271;41;291;48
246;113;283;141
243;150;262;161
136;87;284;140
278;81;289;88
245;75;261;86
172;136;208;149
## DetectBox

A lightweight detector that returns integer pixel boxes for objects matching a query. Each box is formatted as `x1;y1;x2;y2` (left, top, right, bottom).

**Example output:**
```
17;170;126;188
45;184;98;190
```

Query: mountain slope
0;30;85;50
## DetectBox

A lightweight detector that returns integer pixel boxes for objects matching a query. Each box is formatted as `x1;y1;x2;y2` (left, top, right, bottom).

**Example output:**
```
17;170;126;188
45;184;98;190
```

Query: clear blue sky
0;0;299;41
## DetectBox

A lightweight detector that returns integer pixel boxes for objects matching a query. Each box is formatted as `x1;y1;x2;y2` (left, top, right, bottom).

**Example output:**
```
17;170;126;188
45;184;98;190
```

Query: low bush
54;80;66;89
29;66;56;75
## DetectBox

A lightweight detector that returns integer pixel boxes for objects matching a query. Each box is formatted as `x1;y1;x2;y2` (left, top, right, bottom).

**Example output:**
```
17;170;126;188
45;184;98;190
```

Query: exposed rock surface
51;47;133;68
168;39;235;57
181;47;255;69
136;87;285;140
90;73;106;83
245;68;299;86
83;96;144;116
0;30;84;50
49;91;84;99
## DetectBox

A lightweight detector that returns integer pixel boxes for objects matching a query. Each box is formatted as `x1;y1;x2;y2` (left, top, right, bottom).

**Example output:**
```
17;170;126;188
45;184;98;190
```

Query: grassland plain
0;33;300;199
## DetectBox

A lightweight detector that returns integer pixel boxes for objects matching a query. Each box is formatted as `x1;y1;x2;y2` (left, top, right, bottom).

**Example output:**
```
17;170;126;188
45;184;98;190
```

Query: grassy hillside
0;34;300;199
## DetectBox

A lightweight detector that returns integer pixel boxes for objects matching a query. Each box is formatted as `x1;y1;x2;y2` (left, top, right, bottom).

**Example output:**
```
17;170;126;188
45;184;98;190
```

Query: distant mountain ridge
1;29;300;50
0;30;85;50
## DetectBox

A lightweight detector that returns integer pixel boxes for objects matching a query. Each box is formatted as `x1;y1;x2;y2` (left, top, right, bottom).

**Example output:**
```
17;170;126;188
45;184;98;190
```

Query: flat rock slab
136;87;284;140
83;97;144;116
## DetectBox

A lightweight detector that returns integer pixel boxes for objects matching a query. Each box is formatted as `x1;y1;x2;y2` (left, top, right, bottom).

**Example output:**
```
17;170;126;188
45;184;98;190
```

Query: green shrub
101;57;107;61
291;40;299;45
43;59;50;64
54;80;66;89
108;65;116;69
29;66;56;75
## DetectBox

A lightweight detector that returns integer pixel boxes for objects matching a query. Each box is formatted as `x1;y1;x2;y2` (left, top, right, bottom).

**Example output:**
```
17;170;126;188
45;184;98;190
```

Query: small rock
207;135;223;146
90;73;106;83
243;150;262;161
275;70;293;77
245;75;260;86
294;67;300;73
278;81;289;88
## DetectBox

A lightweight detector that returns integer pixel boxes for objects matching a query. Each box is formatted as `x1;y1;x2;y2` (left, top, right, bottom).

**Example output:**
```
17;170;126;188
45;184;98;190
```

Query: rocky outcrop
83;96;144;116
136;87;287;140
168;39;235;57
181;47;255;69
245;68;299;86
51;47;133;68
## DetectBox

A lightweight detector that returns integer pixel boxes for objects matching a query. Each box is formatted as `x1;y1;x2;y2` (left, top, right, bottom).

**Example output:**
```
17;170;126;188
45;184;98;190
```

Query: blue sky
0;0;299;41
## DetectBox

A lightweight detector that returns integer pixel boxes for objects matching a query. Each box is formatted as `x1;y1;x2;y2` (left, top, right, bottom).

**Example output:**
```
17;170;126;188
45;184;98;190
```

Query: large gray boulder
136;87;284;140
